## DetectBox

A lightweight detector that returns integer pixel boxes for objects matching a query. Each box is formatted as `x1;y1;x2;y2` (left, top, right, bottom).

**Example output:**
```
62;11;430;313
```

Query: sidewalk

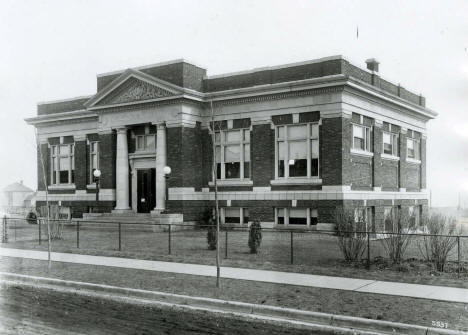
1;247;467;304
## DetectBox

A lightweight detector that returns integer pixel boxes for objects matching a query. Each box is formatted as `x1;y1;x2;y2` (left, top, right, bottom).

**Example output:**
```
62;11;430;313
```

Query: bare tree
418;213;459;272
35;130;52;269
379;209;415;264
335;208;367;261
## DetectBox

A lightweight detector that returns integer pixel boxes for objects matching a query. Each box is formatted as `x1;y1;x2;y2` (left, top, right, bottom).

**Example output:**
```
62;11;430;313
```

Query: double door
137;168;156;213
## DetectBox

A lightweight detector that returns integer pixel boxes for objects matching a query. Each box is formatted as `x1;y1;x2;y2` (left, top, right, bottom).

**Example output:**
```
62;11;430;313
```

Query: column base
111;208;133;214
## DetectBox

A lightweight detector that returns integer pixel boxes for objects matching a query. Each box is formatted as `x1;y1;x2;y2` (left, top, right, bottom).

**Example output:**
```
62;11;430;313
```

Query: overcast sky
0;0;467;206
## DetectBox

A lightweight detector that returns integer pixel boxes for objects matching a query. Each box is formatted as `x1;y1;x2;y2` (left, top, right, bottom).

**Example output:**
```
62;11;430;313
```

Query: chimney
365;58;379;73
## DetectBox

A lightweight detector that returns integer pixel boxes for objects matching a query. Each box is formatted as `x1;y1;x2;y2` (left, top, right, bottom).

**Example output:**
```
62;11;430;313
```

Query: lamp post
93;169;101;204
163;166;171;212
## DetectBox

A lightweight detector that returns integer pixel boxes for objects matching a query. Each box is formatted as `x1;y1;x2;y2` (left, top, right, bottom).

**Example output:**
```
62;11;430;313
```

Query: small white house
3;181;34;208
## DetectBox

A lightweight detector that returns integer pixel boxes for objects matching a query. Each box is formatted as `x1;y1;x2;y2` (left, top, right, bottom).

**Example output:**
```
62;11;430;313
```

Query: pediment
85;69;183;108
97;77;175;106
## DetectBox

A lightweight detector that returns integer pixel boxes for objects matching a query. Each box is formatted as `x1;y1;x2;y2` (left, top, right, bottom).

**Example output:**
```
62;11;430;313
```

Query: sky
0;0;467;206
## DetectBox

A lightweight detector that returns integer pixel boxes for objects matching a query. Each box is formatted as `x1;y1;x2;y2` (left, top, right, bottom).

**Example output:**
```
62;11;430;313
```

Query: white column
153;123;167;214
113;127;131;212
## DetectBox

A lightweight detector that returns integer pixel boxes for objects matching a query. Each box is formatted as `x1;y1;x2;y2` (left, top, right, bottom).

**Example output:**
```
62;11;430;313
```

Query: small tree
335;208;367;261
418;214;459;272
206;215;217;250
379;209;415;264
38;205;64;240
248;220;262;254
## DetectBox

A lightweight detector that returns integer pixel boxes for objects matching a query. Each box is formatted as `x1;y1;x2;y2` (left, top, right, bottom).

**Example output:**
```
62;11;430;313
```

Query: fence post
290;231;294;265
367;232;370;270
168;224;172;255
38;218;41;245
225;230;228;259
118;222;122;251
458;236;461;279
76;221;80;248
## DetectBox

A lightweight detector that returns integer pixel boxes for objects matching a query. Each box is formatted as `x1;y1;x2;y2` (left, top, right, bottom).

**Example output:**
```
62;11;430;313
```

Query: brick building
25;56;436;230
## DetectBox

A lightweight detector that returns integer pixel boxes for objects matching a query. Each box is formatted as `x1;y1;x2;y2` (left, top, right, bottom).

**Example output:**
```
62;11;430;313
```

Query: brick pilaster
251;123;274;186
98;132;116;189
74;140;87;190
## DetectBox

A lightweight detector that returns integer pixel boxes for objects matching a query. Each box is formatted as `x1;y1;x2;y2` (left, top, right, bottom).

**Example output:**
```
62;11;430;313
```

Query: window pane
414;141;420;159
225;145;240;162
310;209;318;225
215;146;221;163
278;142;285;159
60;145;69;155
277;126;285;139
311;124;319;139
311;139;319;158
407;138;414;150
277;208;285;224
59;157;69;170
225;162;240;179
383;132;391;145
384;143;393;155
290;208;307;225
289;141;306;159
287;124;307;139
226;130;240;142
311;158;319;177
59;170;68;184
52;146;57;155
244;144;250;162
353;137;365;150
278;160;285;177
225;207;240;224
216;163;221;179
393;136;398;155
146;135;155;149
215;132;221;143
243;130;250;142
353;125;364;139
243;208;249;224
92;154;98;169
289;159;307;177
137;136;144;149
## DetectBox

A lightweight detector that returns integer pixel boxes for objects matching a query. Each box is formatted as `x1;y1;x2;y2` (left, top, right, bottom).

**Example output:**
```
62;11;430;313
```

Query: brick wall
321;117;343;185
74;140;87;190
380;160;399;191
98;132;116;189
251;124;274;186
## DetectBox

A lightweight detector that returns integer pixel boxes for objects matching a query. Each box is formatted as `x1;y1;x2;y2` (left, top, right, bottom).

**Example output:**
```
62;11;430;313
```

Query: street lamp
163;166;171;211
93;169;101;202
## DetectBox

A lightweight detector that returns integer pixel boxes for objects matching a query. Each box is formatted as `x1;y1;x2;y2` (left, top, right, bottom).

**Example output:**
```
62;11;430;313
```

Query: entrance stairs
79;212;184;231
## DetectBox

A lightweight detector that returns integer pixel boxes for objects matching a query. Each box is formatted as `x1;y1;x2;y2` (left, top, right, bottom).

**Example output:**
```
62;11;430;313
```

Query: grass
1;256;467;331
3;219;468;288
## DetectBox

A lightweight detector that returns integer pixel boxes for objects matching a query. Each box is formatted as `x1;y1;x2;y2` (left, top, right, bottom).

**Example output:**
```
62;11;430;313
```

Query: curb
0;272;466;335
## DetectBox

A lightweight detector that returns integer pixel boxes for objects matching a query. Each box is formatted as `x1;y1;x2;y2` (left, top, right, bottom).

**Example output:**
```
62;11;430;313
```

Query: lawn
2;219;468;288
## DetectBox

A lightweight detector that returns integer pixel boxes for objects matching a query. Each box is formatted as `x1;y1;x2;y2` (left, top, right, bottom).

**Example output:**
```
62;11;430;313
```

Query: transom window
51;144;75;185
136;134;156;151
276;208;318;226
383;132;398;156
352;124;371;152
407;138;420;160
214;129;250;179
89;141;99;183
221;207;249;225
276;123;319;178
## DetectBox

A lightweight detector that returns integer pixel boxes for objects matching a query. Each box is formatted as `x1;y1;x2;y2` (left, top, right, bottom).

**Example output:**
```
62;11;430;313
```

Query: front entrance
137;168;156;213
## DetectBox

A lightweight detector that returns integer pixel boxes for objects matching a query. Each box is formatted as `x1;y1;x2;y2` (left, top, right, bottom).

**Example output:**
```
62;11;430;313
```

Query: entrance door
137;169;156;213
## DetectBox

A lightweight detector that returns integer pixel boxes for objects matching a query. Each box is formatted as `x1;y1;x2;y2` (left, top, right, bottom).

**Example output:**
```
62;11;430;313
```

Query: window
51;144;75;185
89;141;99;183
136;135;156;151
407;138;420;160
354;207;375;232
59;206;71;220
276;123;319;178
214;129;250;179
275;208;318;226
352;124;371;152
408;205;422;227
384;206;400;232
383;132;398;156
221;207;249;225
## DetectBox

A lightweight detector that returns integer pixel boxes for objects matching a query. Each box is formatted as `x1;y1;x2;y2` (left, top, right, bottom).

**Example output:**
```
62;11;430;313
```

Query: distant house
3;181;34;208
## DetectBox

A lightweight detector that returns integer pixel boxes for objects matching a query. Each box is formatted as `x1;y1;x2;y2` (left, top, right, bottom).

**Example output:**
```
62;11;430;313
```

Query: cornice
25;110;98;125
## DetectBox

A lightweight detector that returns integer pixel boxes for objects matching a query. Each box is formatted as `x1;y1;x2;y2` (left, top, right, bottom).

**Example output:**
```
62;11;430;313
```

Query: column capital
74;134;87;141
152;122;166;130
115;127;127;134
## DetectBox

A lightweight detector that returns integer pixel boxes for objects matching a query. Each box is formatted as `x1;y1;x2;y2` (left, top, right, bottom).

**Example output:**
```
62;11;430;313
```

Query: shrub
248;220;262;254
38;205;64;240
418;214;459;272
379;210;415;264
206;215;217;250
335;208;367;261
25;211;38;225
